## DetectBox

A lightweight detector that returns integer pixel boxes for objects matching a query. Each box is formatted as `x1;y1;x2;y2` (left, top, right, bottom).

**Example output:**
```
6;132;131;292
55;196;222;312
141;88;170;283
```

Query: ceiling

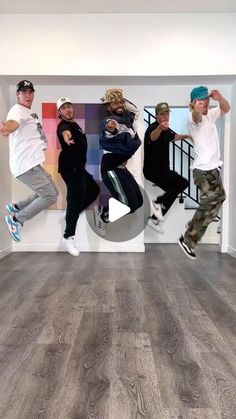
0;0;236;13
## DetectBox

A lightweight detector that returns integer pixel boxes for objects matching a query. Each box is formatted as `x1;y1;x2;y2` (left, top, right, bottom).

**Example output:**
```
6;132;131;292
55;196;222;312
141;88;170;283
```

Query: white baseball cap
57;97;72;110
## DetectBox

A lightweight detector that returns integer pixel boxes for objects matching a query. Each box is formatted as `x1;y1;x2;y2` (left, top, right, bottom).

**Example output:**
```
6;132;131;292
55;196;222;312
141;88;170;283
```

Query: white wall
0;14;236;76
228;82;236;257
7;82;230;252
0;11;234;253
0;79;12;258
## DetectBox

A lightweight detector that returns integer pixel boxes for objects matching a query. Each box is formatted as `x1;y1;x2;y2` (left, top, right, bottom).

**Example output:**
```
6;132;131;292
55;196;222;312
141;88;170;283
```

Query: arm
61;129;75;146
123;99;140;120
210;90;230;115
105;118;136;139
0;120;19;136
174;134;192;141
150;122;169;141
105;119;119;134
191;109;202;124
100;130;141;156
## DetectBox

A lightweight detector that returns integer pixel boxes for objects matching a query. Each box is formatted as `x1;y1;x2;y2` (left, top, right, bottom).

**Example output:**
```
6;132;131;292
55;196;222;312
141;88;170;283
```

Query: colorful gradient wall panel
42;103;106;210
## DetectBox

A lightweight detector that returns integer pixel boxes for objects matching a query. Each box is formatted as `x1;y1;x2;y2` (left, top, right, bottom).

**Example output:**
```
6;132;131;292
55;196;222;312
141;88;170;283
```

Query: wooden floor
0;245;236;419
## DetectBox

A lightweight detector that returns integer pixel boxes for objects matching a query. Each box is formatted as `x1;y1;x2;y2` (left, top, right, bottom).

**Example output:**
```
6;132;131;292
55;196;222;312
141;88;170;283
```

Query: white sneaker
151;201;164;221
62;237;80;256
147;217;164;234
93;206;107;237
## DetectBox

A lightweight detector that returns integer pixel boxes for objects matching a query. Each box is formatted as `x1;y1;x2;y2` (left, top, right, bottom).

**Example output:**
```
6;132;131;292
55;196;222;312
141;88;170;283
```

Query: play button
108;198;130;222
85;183;150;242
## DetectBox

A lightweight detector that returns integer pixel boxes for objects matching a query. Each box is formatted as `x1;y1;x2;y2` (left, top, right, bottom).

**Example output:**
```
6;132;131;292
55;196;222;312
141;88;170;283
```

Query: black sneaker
178;235;197;260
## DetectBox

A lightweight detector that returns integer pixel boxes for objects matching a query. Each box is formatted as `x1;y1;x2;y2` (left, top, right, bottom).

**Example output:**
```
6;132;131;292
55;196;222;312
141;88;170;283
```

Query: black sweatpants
60;168;100;238
145;169;189;216
101;167;143;217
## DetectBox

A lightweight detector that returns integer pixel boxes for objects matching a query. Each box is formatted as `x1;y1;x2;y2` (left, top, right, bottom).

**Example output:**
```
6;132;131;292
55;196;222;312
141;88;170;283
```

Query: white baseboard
227;245;236;259
220;244;228;253
145;235;219;244
0;245;12;259
12;243;145;253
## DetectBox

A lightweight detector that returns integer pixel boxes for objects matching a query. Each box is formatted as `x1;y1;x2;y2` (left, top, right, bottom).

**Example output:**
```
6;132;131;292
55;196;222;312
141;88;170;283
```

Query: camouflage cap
101;88;124;104
155;102;171;115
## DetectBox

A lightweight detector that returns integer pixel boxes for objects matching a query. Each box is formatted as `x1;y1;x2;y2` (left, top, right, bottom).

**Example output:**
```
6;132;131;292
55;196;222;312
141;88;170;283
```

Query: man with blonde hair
178;86;230;260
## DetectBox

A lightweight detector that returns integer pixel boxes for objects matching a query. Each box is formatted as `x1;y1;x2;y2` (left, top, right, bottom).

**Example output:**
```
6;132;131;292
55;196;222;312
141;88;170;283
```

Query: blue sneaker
5;215;21;242
5;203;20;216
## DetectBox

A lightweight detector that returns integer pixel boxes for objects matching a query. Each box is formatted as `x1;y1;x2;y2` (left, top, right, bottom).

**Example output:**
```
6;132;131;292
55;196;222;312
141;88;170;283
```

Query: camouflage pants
184;168;226;249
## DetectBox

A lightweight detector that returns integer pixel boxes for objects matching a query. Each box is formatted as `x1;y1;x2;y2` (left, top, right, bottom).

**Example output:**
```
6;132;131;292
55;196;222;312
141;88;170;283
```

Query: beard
63;113;74;120
113;108;124;116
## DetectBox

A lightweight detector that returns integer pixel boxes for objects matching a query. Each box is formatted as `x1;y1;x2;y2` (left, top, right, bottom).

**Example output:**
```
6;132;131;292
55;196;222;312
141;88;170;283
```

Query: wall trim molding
0;245;12;259
145;235;219;244
12;243;145;253
227;245;236;259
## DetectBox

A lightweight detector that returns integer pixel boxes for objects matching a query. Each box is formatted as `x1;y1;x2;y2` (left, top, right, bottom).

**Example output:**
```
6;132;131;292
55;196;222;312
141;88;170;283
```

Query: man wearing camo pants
178;86;230;260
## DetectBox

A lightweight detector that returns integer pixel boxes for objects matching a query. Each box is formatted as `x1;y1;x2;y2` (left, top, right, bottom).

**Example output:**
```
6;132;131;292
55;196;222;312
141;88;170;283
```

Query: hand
0;122;9;136
65;138;75;146
106;120;119;133
193;100;207;113
209;90;223;101
159;121;169;131
62;130;74;146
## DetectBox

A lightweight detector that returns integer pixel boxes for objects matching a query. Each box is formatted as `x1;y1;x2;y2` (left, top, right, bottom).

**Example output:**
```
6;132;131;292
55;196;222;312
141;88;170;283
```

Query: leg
121;169;143;213
60;170;87;238
79;170;100;213
15;165;58;224
15;193;38;211
148;170;189;216
184;168;226;249
103;168;143;213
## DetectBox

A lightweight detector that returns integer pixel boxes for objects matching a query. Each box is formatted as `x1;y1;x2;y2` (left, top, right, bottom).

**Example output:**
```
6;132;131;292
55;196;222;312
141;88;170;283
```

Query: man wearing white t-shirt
0;80;58;241
178;86;230;260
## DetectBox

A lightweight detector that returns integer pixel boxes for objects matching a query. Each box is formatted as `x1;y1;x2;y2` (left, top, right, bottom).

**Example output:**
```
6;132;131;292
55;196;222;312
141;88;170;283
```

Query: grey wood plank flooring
0;245;235;419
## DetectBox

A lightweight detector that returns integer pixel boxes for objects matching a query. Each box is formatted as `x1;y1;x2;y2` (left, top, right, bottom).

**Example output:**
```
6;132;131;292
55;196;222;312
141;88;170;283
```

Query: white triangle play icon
108;198;130;222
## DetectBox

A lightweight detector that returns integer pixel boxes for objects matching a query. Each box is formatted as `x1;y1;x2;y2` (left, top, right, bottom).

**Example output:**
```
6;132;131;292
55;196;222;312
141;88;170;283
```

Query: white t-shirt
187;107;222;171
7;104;47;177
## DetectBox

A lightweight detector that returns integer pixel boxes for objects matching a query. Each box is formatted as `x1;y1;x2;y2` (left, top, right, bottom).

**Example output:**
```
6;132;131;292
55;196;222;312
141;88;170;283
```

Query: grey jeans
15;165;58;224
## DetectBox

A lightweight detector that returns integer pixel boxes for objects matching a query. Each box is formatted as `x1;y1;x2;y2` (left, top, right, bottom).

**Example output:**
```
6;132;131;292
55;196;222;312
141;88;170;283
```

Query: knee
215;188;226;205
219;192;226;206
180;178;189;192
51;191;58;204
45;189;58;205
129;196;143;213
221;190;226;203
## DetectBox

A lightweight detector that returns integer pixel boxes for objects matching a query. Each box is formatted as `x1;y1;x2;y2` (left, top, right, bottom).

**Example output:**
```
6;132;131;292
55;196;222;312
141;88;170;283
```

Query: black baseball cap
16;80;35;92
